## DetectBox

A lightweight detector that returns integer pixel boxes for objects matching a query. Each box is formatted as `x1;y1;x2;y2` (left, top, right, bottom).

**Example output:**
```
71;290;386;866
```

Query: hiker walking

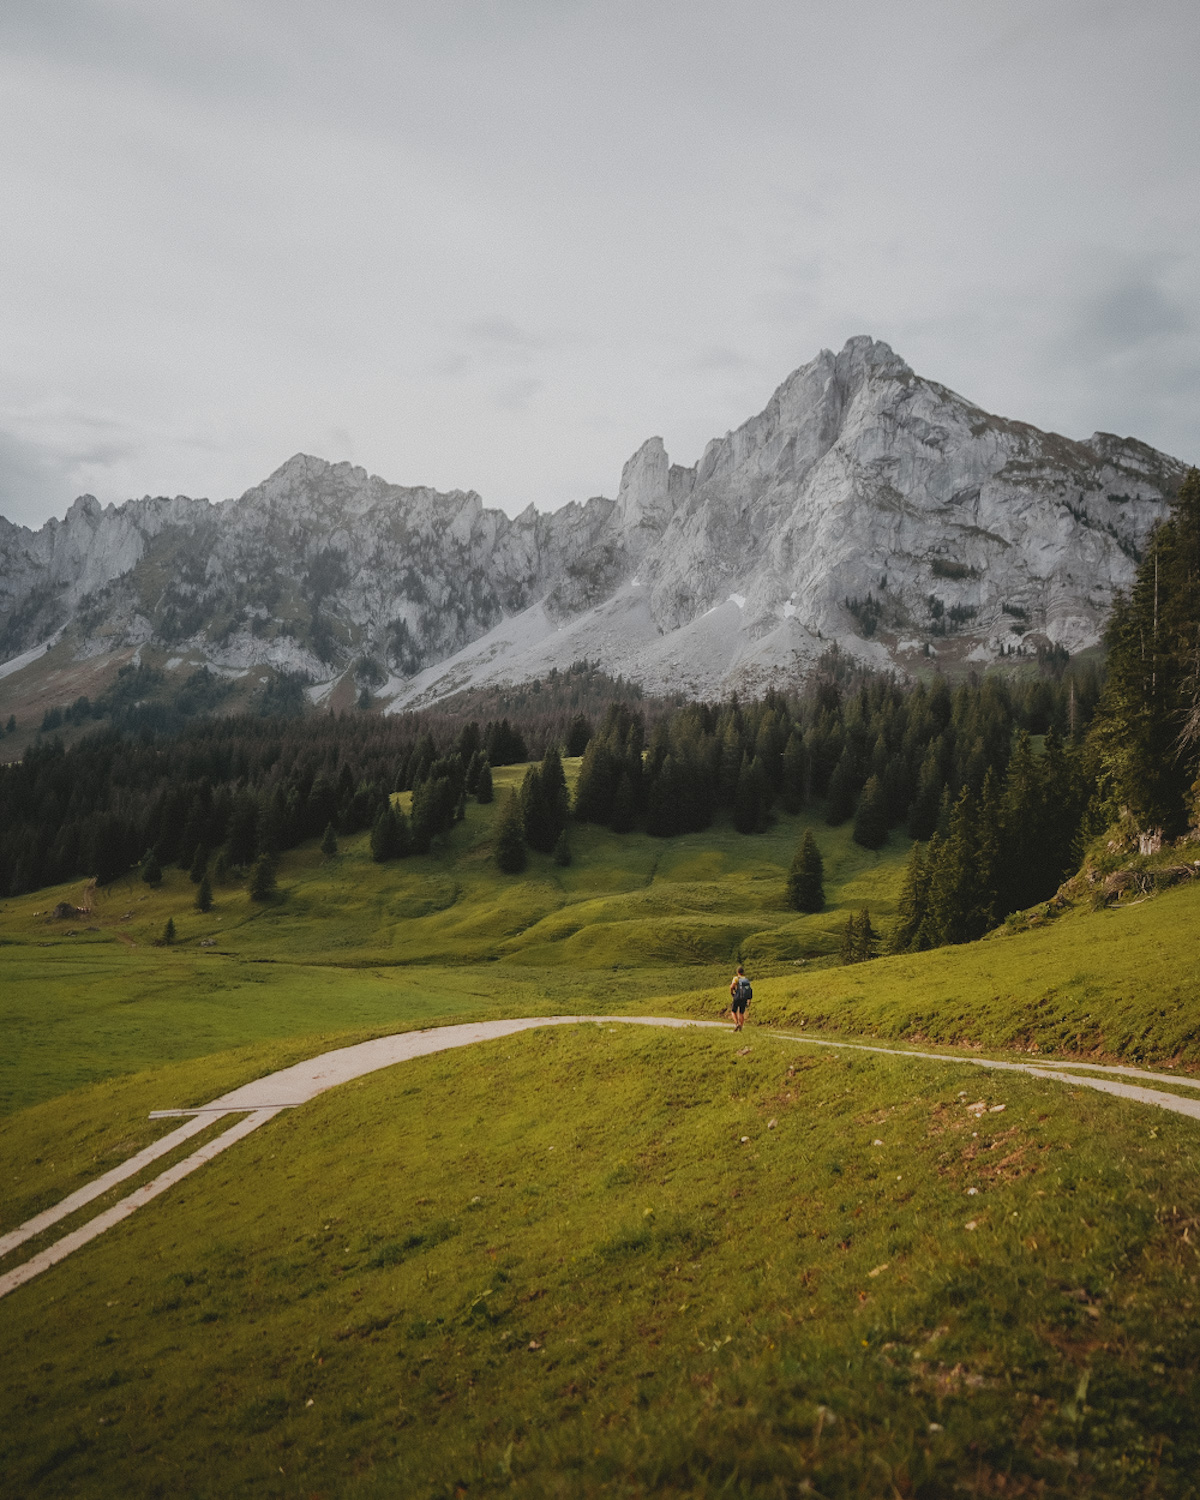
729;964;752;1031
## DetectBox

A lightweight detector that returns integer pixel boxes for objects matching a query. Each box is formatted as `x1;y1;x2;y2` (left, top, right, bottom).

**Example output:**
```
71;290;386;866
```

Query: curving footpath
3;1015;1200;1302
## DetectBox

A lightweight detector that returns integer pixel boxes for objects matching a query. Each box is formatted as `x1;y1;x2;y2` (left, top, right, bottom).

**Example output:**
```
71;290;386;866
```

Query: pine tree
610;771;636;834
787;829;824;912
573;739;617;823
853;907;878;962
644;753;672;836
1089;469;1200;833
565;714;593;757
162;917;175;945
780;730;807;814
371;806;401;862
718;722;744;807
494;790;528;873
840;912;857;964
320;822;338;858
907;739;944;840
140;848;162;887
195;874;213;912
249;853;277;901
522;746;568;853
188;844;208;885
476;760;494;804
924;788;979;945
852;773;889;849
553;828;572;866
825;747;858;826
967;767;1003;934
890;841;930;952
733;756;770;834
464;750;486;796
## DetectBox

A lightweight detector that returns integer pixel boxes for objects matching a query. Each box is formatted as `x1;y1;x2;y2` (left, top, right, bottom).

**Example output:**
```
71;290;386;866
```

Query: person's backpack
737;976;752;1003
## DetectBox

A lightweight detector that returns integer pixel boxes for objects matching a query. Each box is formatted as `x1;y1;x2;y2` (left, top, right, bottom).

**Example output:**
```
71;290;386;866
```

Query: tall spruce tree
1089;468;1200;834
787;829;825;912
852;773;889;849
733;756;771;834
853;907;878;963
890;841;930;953
494;790;528;873
825;747;858;825
840;912;857;965
780;730;807;814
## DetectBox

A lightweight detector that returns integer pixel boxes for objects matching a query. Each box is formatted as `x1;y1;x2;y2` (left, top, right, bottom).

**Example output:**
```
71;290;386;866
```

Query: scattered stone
767;1119;777;1129
965;1220;978;1231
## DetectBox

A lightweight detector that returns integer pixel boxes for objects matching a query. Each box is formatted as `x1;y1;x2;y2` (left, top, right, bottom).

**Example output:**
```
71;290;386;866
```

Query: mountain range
0;336;1189;719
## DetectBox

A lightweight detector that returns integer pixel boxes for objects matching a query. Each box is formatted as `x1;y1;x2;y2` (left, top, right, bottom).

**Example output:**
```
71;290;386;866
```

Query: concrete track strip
0;1110;229;1260
0;1110;281;1300
5;1015;1200;1301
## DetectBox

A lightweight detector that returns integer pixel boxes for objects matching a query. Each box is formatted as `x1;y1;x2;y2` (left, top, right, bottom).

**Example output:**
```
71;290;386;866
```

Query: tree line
0;707;580;898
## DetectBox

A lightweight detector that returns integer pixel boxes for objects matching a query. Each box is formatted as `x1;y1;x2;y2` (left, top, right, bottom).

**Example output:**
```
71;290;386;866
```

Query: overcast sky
1;0;1197;529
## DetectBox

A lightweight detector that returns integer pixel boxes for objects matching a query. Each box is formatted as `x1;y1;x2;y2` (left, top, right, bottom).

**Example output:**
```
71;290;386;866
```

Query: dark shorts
731;996;748;1013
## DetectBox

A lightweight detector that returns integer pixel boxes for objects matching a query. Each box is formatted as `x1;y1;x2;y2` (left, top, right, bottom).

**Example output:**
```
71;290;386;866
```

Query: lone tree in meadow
139;848;162;887
195;873;213;913
787;829;824;912
162;916;175;945
494;790;528;874
320;822;338;858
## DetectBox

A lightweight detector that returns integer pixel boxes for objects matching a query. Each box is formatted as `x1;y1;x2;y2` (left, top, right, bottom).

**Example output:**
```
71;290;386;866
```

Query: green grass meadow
3;760;1200;1496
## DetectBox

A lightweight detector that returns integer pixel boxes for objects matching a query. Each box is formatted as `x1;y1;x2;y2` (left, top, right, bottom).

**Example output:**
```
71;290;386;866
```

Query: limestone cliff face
0;338;1189;701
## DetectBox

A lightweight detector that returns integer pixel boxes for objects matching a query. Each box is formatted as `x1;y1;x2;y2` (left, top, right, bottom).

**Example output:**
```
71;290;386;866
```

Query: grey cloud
1066;272;1190;361
462;317;545;352
492;376;544;412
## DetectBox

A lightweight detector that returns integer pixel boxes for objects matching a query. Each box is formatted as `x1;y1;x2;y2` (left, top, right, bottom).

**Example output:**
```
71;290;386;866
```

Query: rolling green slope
3;1025;1200;1497
0;761;912;1115
4;759;1200;1493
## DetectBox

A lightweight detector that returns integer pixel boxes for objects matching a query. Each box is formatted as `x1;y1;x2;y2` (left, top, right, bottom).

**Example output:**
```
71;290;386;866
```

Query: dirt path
3;1016;1199;1302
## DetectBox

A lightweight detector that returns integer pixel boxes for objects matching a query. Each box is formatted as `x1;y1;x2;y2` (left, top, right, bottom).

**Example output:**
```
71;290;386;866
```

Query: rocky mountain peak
0;339;1191;711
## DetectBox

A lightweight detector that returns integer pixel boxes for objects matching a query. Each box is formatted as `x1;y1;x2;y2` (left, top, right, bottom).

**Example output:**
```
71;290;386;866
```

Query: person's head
736;964;744;975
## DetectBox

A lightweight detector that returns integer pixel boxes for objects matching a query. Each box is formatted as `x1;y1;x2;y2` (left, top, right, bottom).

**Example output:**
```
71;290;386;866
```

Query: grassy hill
3;761;1200;1495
